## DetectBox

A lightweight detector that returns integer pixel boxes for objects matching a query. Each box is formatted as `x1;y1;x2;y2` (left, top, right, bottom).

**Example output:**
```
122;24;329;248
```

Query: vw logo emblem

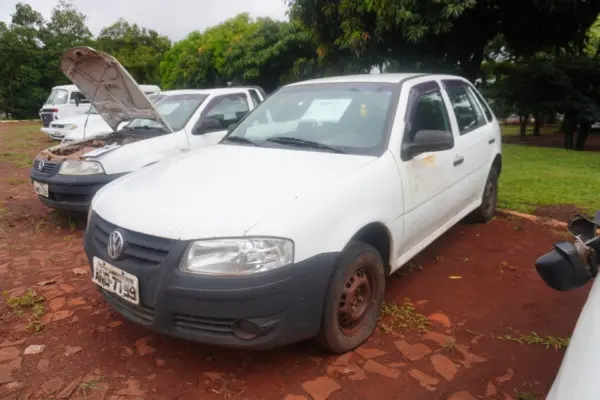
107;230;124;260
37;160;45;171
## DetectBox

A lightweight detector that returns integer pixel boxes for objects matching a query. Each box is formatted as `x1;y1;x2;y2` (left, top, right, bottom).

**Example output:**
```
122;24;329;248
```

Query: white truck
83;72;502;353
30;46;265;213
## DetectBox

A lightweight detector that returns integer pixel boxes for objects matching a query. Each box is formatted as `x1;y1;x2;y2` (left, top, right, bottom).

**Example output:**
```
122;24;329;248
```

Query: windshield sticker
301;98;352;122
84;142;121;157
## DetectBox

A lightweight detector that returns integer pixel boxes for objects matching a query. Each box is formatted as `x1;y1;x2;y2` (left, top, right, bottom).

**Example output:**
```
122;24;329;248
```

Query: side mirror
403;129;454;159
192;118;222;135
227;123;237;134
535;241;594;291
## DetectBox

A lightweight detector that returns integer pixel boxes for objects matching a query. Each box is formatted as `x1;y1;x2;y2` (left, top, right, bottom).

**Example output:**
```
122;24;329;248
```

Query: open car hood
60;46;170;132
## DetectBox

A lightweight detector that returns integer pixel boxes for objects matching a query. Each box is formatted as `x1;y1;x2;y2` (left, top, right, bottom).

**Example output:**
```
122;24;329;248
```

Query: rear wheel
469;167;498;223
317;241;386;353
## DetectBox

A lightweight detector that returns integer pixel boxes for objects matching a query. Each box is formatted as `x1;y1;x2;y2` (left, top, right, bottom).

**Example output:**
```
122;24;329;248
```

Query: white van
39;85;91;128
41;85;162;139
31;46;264;213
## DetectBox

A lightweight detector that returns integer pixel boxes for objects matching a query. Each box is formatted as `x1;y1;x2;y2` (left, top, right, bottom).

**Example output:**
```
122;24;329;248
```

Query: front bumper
30;164;126;213
84;212;336;350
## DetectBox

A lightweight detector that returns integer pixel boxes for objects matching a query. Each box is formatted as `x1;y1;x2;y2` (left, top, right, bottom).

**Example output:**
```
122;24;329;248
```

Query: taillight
50;108;58;113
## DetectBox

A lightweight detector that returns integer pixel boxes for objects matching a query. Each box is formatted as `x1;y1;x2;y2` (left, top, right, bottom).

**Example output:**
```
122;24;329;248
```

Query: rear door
440;79;494;207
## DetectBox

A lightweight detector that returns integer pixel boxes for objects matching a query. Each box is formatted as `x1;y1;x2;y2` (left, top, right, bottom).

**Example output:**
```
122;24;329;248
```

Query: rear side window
442;80;487;135
248;89;262;106
467;86;493;122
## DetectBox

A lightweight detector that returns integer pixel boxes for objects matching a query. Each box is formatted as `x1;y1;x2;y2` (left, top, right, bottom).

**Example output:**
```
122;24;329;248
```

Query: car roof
51;84;79;91
160;88;256;96
286;73;469;87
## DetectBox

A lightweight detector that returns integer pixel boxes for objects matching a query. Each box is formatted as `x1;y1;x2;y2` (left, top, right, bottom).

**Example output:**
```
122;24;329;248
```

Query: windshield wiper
222;136;259;146
266;136;345;154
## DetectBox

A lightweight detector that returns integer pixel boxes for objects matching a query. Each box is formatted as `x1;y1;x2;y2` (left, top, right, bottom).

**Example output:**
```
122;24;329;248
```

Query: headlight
180;238;294;275
63;124;78;130
58;159;104;175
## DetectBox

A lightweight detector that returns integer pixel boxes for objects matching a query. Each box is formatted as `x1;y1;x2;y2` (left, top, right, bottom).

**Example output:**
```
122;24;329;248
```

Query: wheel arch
348;222;393;276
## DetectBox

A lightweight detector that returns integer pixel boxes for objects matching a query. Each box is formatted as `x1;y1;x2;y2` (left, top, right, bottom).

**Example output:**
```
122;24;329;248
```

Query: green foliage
96;19;171;85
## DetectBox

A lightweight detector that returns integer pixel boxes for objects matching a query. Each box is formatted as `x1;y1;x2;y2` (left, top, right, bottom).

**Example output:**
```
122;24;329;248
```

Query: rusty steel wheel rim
337;266;374;335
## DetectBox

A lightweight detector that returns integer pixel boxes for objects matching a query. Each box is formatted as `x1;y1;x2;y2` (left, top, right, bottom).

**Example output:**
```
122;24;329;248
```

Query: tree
222;19;320;92
287;0;600;81
161;13;255;89
96;19;171;85
0;3;47;119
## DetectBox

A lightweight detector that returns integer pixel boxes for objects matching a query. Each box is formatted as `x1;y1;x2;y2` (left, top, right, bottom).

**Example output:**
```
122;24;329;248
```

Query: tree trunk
533;112;541;136
564;111;577;150
575;121;591;151
547;113;557;125
519;113;528;139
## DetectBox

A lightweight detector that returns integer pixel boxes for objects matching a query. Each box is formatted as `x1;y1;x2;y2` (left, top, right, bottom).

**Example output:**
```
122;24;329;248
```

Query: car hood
60;46;168;132
93;145;377;240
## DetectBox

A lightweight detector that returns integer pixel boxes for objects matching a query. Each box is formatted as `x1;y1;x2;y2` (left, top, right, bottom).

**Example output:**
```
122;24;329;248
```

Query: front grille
92;213;176;266
102;290;154;325
40;113;54;127
32;159;57;174
173;313;235;336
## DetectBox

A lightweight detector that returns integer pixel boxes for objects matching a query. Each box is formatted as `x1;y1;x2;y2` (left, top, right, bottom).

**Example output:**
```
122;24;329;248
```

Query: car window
443;81;487;134
248;89;262;106
467;86;493;122
226;82;396;156
70;91;90;104
127;93;208;132
44;89;68;105
405;81;451;143
202;94;250;129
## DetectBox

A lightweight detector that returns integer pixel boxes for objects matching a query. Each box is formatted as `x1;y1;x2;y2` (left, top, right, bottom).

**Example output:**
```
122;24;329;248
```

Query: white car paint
91;73;502;272
546;277;600;400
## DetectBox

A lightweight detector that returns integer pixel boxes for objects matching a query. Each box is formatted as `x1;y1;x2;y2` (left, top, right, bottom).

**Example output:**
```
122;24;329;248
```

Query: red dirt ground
0;123;591;400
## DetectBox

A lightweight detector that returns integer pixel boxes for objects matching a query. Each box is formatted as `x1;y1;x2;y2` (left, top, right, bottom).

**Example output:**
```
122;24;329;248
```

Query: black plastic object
535;241;593;291
569;213;600;242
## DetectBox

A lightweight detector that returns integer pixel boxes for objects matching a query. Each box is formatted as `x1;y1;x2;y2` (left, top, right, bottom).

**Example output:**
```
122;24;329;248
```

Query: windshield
126;93;208;132
44;89;68;105
225;83;397;155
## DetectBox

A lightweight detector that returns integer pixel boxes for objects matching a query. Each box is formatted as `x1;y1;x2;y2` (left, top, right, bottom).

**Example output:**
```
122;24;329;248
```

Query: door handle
488;138;496;144
453;156;464;166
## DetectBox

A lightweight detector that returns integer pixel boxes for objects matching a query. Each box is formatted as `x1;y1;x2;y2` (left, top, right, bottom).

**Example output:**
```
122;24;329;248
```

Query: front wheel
469;167;499;223
317;241;386;354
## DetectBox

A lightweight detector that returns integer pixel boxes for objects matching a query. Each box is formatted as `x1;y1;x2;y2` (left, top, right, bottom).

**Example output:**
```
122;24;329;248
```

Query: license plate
33;181;49;197
92;257;140;305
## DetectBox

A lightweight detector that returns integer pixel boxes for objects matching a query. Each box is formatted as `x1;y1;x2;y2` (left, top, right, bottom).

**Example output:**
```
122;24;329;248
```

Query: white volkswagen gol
84;73;502;353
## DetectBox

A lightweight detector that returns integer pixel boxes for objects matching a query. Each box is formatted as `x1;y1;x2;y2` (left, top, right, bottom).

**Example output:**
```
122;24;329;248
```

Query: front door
188;93;252;148
398;80;463;252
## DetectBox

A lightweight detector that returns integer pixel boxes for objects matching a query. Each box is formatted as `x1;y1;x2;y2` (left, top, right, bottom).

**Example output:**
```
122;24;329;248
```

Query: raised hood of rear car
60;46;169;132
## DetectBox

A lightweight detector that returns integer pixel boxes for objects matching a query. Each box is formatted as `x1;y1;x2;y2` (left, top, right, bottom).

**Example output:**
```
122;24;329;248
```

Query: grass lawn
498;144;600;214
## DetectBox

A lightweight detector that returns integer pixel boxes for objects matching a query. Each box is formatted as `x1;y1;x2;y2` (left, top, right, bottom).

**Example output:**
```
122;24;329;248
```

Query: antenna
81;65;110;156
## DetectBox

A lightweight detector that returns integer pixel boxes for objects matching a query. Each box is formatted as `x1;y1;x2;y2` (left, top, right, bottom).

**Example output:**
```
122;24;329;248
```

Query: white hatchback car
84;73;502;352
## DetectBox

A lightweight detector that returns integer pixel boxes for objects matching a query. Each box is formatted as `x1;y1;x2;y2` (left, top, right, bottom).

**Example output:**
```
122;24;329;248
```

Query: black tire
469;167;499;223
317;240;386;354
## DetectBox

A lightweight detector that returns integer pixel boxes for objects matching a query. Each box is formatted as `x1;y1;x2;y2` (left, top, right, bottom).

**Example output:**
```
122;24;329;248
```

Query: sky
0;0;289;41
